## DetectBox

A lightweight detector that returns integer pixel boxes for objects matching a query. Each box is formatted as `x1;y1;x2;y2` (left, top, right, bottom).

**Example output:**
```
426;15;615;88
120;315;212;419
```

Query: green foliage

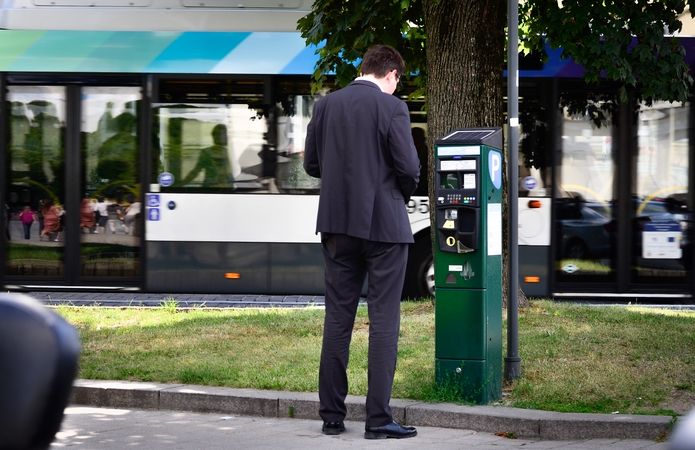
509;301;695;415
299;1;695;108
96;158;132;181
297;0;426;97
560;91;620;128
159;297;179;314
7;242;63;261
520;0;695;105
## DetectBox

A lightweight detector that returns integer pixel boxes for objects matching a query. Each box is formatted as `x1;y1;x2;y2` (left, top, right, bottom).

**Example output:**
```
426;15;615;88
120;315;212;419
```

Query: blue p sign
488;150;502;190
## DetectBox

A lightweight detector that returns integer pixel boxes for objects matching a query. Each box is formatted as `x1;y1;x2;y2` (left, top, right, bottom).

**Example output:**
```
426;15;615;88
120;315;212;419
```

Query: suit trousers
318;233;408;428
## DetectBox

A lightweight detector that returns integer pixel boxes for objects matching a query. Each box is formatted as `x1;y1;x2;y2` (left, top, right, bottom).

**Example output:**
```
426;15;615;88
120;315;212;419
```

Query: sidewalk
53;406;669;449
70;379;674;443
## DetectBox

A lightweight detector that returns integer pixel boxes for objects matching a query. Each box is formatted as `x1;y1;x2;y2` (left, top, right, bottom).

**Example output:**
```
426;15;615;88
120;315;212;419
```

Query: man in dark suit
304;45;421;440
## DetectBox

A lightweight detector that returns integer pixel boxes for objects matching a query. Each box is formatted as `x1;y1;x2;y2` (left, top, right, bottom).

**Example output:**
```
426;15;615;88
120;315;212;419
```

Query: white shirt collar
355;75;386;93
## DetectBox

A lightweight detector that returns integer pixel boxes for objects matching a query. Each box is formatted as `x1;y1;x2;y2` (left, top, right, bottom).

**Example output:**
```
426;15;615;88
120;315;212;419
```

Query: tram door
5;84;142;288
553;100;692;294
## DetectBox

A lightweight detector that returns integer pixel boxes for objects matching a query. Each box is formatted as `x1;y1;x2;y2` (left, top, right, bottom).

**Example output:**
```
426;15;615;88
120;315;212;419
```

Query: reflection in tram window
180;124;233;188
6;86;66;277
555;102;616;283
633;102;692;284
81;87;142;278
153;95;321;194
154;104;246;191
274;96;321;193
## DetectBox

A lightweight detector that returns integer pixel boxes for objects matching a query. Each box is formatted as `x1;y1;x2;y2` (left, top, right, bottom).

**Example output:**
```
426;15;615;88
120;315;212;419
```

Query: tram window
158;78;265;105
273;95;322;193
152;95;320;194
153;104;261;192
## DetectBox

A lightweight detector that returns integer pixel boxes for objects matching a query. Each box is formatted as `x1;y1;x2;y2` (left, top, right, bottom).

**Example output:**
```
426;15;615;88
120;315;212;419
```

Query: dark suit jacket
304;80;420;243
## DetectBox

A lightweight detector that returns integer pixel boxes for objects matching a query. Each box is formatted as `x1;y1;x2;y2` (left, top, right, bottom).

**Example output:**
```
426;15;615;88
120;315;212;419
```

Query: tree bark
423;0;505;138
424;0;527;308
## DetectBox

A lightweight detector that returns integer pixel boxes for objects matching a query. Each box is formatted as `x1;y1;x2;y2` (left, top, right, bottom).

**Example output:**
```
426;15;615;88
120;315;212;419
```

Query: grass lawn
7;242;64;261
7;242;139;262
55;300;695;416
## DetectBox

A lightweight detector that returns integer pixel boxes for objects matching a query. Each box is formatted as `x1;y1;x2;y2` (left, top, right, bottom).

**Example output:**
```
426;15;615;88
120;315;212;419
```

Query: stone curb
70;379;672;441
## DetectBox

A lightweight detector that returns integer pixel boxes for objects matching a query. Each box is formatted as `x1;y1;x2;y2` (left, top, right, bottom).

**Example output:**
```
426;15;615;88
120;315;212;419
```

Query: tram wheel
403;234;434;301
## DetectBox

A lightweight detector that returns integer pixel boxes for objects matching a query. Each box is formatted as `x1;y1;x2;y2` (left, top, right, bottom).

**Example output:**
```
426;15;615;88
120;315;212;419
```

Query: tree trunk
423;0;505;137
424;0;527;308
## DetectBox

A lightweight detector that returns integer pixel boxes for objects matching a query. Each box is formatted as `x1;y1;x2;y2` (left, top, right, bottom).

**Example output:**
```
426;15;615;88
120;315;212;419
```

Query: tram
0;0;429;298
0;0;693;301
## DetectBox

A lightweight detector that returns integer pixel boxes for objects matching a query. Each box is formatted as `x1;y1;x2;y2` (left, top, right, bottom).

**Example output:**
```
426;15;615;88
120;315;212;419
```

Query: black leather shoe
364;421;417;439
322;421;346;435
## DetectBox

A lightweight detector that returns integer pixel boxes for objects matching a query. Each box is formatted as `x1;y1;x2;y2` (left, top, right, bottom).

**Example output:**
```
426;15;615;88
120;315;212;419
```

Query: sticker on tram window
148;208;160;221
643;222;682;259
147;194;160;208
158;172;174;187
522;176;538;190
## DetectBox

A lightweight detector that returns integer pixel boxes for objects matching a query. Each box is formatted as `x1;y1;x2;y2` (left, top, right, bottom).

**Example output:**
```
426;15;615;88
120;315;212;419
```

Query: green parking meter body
433;128;503;405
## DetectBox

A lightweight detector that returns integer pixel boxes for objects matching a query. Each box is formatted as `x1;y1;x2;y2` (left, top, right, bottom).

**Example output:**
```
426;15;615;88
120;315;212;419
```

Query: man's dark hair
360;45;405;79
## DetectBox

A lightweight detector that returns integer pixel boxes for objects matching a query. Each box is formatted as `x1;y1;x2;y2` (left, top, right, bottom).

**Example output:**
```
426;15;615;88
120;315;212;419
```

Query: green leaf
522;0;693;103
619;86;628;103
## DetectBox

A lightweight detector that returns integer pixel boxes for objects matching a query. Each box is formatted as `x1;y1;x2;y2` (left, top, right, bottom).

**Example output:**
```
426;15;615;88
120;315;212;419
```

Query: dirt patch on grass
659;389;695;415
402;302;434;315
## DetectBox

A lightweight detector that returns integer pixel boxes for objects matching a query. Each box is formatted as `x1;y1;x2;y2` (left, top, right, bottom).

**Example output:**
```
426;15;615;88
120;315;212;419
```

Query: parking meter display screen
442;173;459;190
436;155;480;207
440;159;476;171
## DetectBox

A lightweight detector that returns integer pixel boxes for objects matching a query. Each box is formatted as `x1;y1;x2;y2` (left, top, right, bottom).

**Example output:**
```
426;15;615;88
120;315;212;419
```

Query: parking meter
434;128;503;404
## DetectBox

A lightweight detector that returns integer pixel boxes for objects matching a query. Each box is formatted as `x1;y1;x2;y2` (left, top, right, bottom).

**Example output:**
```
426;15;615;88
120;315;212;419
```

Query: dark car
557;197;613;259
